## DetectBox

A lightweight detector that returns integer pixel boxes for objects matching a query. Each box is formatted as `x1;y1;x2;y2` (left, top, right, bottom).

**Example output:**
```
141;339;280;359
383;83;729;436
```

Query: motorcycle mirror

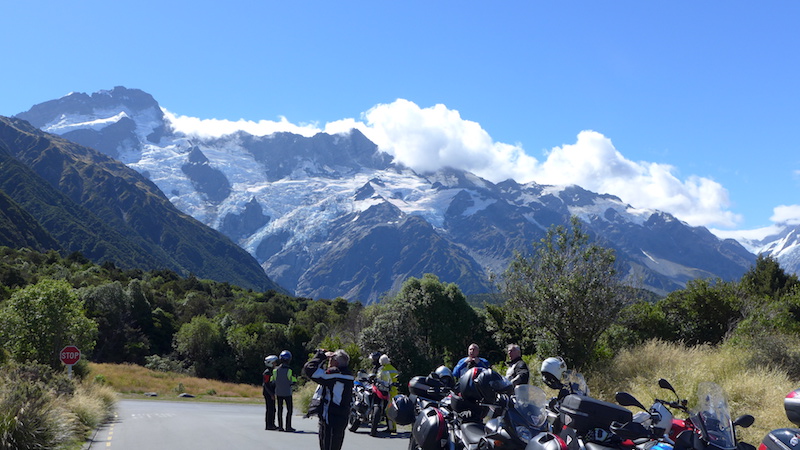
615;392;647;411
733;414;755;428
658;378;676;393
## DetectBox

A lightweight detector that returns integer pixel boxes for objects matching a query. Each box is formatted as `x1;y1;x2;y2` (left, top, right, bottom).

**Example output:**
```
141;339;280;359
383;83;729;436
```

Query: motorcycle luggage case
412;406;449;450
409;376;447;401
785;389;800;426
559;394;633;435
387;394;415;426
760;428;800;450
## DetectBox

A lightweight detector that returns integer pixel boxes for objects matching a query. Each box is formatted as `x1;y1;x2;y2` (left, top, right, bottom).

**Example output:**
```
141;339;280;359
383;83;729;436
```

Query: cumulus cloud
771;205;800;225
164;99;743;228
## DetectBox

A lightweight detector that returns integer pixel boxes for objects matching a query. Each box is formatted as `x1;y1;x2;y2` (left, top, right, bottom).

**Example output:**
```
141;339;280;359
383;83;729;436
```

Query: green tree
174;316;230;379
499;216;628;367
0;279;97;369
657;278;742;345
740;254;799;301
359;274;488;385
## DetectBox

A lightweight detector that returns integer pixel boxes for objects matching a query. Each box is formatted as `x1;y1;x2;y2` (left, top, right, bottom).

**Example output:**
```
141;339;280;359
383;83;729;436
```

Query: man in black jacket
303;349;354;450
505;344;529;386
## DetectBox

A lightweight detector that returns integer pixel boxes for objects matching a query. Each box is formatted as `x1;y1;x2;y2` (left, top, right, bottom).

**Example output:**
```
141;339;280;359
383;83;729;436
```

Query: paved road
86;399;411;450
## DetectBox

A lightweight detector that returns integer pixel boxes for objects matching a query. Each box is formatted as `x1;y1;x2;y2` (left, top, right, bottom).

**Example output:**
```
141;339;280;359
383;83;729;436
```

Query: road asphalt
85;399;411;450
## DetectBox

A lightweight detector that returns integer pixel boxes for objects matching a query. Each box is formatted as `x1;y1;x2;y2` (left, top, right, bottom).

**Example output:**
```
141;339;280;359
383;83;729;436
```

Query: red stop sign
60;345;81;365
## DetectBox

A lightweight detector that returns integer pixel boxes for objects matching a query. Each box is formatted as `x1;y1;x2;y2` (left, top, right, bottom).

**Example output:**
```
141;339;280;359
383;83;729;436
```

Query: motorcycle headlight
516;426;533;443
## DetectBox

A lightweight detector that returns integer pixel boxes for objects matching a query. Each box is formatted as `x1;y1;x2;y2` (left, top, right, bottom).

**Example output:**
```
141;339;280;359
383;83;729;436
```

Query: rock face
14;87;758;302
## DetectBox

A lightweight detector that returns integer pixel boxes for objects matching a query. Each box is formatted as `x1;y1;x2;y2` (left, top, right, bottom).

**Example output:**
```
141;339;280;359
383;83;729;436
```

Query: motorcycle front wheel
348;409;361;432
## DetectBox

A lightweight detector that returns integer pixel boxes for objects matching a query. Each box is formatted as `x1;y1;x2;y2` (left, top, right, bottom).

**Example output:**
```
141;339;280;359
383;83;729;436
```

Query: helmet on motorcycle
279;350;292;362
433;365;454;388
264;354;278;368
379;354;390;366
541;356;566;389
369;351;382;366
458;367;505;404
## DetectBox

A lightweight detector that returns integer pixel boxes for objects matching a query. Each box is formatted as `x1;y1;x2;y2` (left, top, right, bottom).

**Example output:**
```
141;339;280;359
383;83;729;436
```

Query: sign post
60;345;81;378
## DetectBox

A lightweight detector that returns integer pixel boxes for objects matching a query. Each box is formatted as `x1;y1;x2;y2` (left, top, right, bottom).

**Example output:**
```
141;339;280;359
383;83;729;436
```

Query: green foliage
658;278;742;345
0;279;97;369
740;254;800;300
174;316;231;379
359;274;490;387
499;217;630;367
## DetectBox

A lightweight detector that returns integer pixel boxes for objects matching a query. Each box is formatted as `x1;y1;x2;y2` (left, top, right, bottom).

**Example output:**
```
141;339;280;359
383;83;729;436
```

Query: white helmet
264;354;279;368
379;354;391;366
540;356;566;389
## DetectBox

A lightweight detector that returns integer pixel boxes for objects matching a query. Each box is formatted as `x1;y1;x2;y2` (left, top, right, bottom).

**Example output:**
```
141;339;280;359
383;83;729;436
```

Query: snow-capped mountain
15;87;759;302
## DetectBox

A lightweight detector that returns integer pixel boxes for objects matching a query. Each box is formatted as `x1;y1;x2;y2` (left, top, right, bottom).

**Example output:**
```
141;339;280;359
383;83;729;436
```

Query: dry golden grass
88;362;262;402
587;340;797;445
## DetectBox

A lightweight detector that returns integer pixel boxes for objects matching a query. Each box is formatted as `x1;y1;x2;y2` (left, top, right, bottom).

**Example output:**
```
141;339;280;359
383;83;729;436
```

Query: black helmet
432;365;454;388
369;351;382;366
387;394;415;426
458;367;507;404
279;350;292;362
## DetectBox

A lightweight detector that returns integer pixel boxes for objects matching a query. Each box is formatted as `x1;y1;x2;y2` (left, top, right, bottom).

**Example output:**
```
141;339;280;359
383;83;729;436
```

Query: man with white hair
303;348;354;450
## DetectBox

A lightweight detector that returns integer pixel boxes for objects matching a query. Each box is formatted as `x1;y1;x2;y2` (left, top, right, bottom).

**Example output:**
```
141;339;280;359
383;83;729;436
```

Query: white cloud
163;99;742;229
163;109;320;138
771;205;800;225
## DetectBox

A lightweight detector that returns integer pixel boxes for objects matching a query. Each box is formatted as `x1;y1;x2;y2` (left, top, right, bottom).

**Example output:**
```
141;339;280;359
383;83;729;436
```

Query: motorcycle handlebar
655;398;688;411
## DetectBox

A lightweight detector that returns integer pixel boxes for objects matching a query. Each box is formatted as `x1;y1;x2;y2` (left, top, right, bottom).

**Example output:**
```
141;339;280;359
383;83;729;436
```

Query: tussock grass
88;362;261;401
586;340;796;445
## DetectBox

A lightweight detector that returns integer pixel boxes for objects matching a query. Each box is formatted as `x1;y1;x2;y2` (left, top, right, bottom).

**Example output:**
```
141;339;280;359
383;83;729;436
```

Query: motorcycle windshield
564;370;590;396
512;385;548;428
691;382;736;450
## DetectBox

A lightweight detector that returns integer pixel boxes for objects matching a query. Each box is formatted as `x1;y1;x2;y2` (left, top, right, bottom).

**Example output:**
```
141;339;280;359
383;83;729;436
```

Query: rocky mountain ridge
14;87;768;302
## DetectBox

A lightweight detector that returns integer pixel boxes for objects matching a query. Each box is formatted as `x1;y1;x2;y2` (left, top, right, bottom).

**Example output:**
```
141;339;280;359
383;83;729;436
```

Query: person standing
262;354;278;430
303;348;354;450
275;350;297;432
505;344;529;386
452;343;490;379
378;354;399;434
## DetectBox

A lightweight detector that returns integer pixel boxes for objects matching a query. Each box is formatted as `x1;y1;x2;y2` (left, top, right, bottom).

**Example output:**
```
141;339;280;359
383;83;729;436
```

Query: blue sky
2;1;798;239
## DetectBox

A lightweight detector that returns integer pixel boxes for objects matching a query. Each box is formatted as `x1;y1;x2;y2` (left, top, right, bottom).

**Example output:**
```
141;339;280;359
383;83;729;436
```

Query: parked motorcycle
411;367;566;450
349;370;396;436
474;383;567;450
638;379;754;450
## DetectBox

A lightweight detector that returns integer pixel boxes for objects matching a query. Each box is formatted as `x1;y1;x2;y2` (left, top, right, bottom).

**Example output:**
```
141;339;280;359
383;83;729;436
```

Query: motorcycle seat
461;422;486;445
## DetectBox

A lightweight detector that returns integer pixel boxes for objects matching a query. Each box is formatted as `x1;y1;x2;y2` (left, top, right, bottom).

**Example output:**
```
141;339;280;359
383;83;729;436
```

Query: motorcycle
628;379;754;450
662;380;753;450
411;368;566;450
473;384;567;450
349;370;395;436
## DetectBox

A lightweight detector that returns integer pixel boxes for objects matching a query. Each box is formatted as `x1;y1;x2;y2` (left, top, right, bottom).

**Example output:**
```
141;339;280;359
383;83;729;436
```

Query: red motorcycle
655;379;754;450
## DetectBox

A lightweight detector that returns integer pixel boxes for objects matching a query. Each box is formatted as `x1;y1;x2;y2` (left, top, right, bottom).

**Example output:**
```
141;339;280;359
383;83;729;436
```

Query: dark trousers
277;395;293;429
264;395;276;429
318;416;347;450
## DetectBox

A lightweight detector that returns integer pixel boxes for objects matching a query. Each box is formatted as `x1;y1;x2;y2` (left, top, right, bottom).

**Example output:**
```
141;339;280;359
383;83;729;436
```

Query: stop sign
60;345;81;365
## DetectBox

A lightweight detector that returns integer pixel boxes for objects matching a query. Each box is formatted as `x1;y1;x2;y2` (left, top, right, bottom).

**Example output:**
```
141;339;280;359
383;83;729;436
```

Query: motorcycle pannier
559;394;633;435
387;394;415;425
412;406;448;450
785;389;800;426
409;376;447;401
760;428;800;450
